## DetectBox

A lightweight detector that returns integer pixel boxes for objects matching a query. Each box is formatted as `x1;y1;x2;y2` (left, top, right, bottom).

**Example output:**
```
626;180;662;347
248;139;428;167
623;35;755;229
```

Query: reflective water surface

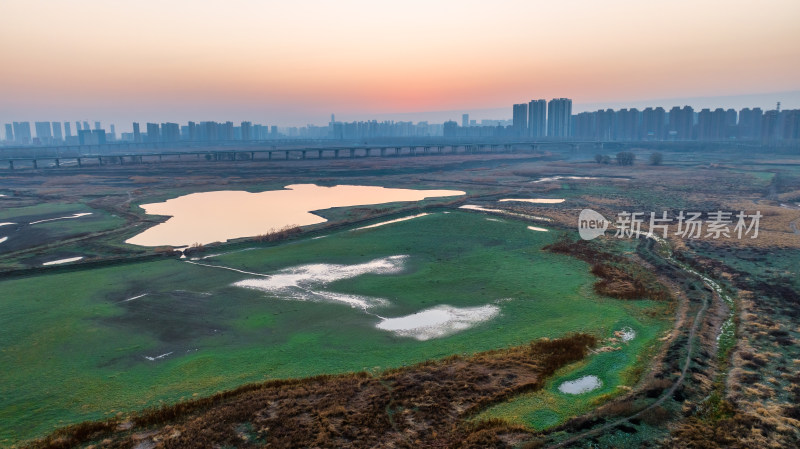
127;184;464;246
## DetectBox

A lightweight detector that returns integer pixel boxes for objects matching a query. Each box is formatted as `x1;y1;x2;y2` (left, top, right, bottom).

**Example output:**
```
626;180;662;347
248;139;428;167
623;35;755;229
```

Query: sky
1;0;799;131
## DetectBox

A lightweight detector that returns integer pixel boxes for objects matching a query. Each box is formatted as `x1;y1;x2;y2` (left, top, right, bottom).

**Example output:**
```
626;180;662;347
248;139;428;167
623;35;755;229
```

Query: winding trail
545;237;727;448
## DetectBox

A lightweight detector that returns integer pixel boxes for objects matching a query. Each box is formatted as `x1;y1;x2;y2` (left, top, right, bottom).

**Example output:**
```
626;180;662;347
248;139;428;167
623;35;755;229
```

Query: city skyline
2;0;799;128
5;96;798;145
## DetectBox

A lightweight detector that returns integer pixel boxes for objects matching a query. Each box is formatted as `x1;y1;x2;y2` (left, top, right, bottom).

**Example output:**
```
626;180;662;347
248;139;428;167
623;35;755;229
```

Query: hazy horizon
2;89;799;135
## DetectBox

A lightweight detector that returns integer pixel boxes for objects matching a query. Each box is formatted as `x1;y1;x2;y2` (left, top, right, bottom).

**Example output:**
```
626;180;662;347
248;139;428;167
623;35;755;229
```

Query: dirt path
544;240;721;448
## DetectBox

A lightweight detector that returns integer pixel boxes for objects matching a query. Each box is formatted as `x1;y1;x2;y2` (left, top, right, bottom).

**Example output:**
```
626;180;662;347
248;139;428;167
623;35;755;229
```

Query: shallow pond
126;184;464;247
558;375;603;394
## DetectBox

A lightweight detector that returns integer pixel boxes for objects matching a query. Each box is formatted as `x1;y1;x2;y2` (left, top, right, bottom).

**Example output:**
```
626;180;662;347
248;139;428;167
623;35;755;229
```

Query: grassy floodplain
0;210;669;444
0;202;128;269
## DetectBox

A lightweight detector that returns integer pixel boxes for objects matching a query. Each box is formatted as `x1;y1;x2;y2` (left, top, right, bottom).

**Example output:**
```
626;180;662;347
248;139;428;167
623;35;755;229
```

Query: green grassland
0;210;669;445
475;299;667;429
0;202;126;262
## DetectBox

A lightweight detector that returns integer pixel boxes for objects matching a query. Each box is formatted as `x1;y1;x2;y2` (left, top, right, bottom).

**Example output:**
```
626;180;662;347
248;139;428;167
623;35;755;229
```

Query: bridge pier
32;159;38;169
77;158;82;167
250;151;255;160
285;151;289;160
55;158;60;167
8;160;13;170
98;157;103;165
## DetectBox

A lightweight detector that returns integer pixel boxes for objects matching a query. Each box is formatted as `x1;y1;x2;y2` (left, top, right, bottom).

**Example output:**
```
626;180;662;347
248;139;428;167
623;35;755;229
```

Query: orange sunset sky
1;0;799;128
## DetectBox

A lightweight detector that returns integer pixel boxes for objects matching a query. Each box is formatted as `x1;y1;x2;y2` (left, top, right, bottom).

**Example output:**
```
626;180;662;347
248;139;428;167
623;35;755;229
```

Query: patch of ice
376;304;500;341
485;218;502;222
233;255;407;309
144;352;173;361
558;375;603;394
499;198;565;204
0;222;15;227
121;293;147;303
618;327;636;342
0;236;7;244
527;226;549;232
42;256;83;266
459;205;553;222
198;247;255;260
29;212;92;225
355;213;429;230
533;176;600;183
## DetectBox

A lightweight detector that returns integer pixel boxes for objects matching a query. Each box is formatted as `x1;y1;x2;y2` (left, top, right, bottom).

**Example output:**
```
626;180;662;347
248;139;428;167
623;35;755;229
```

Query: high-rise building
573;112;594;139
615;108;640;140
146;123;160;142
462;114;469;128
443;120;458;138
668;106;694;140
64;121;72;138
222;121;234;140
725;108;738;139
711;108;727;140
109;124;116;141
160;123;180;142
512;103;528;137
34;121;52;144
94;121;101;130
527;99;546;138
241;121;252;140
92;129;106;145
187;121;197;141
52;121;63;141
75;121;82;132
132;122;141;142
13;122;32;145
783;109;800;142
4;124;13;142
547;98;572;138
78;129;94;145
596;109;615;140
82;121;90;131
738;108;762;140
641;107;666;140
761;109;780;145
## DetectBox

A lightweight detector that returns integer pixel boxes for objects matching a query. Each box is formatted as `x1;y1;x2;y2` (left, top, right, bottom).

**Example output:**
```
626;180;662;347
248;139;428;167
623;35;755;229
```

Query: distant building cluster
4;120;114;146
445;99;799;144
1;117;445;146
3;100;799;146
444;99;567;139
572;105;799;144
